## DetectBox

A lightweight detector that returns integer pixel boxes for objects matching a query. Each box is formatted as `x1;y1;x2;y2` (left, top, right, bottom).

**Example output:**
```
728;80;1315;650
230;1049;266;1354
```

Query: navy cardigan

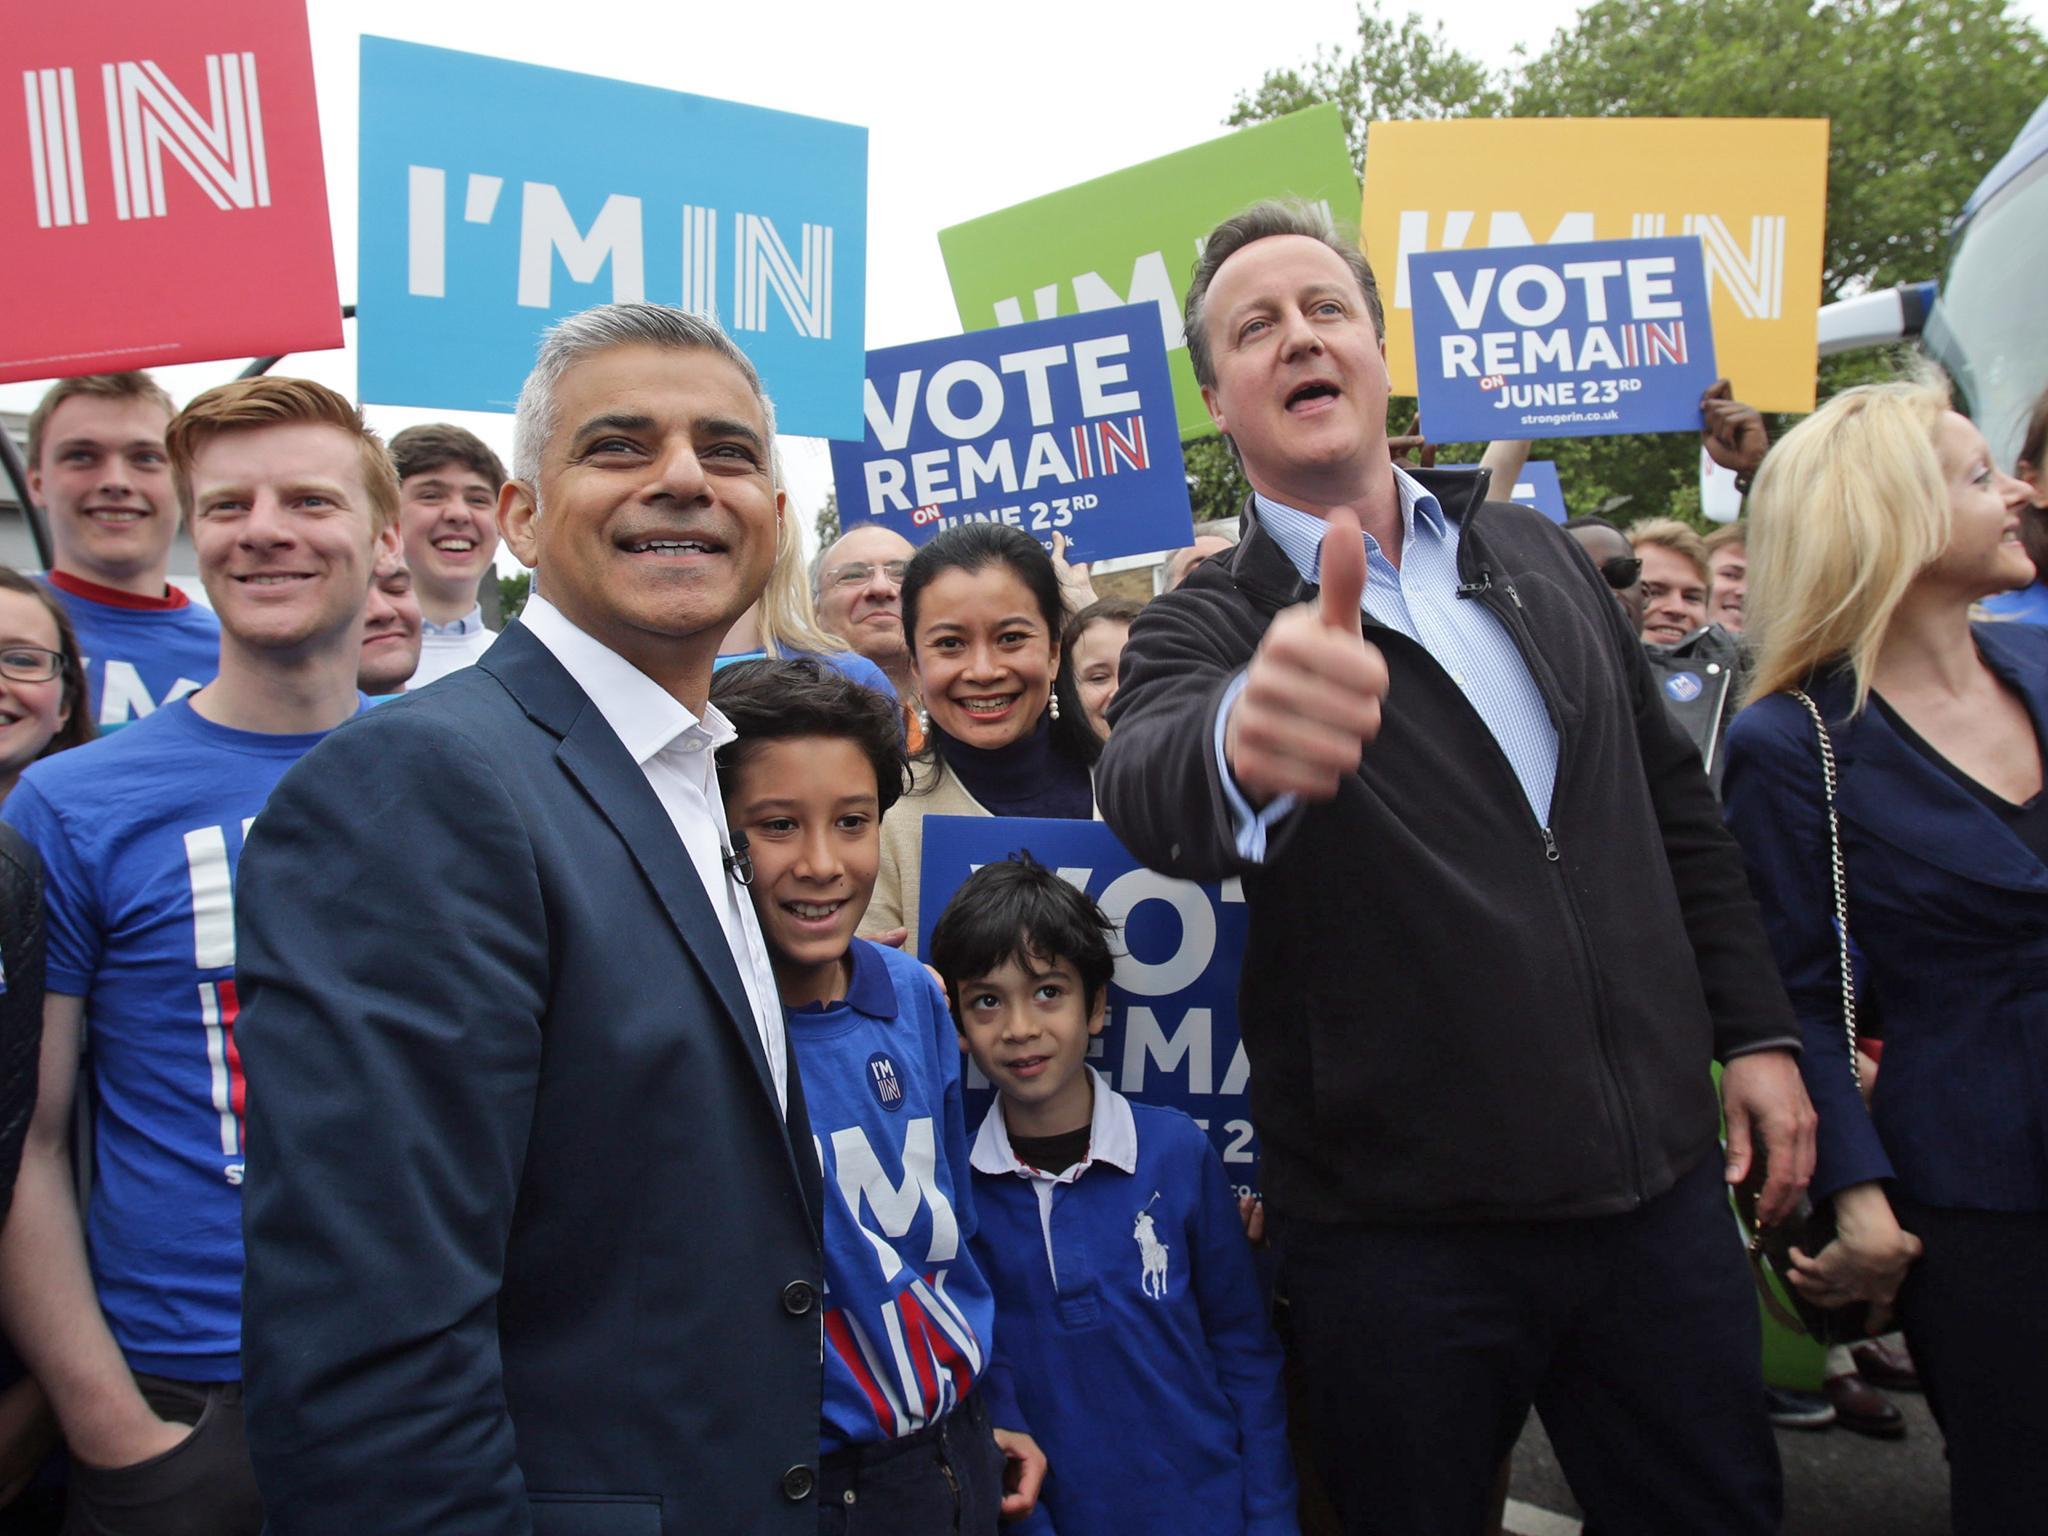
1723;623;2048;1212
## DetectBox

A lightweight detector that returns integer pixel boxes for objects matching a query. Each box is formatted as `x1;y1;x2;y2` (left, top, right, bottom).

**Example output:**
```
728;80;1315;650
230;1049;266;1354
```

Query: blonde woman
1721;373;2043;1534
717;482;898;704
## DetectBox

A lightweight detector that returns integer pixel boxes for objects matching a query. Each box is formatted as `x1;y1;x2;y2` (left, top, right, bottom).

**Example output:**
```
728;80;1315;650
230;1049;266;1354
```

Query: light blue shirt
1216;467;1560;860
420;603;487;638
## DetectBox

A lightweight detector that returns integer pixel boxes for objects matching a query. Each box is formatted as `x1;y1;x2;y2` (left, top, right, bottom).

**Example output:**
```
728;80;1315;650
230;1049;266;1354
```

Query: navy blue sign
829;305;1192;564
1410;236;1717;442
918;817;1258;1198
1506;460;1568;522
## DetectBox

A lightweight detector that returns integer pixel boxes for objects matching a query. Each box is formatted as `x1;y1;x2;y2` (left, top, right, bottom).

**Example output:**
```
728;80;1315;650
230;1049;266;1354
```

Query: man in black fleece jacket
1097;202;1815;1536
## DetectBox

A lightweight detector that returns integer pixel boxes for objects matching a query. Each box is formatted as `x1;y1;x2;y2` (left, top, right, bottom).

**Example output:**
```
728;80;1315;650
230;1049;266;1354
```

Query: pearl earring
1048;689;1061;722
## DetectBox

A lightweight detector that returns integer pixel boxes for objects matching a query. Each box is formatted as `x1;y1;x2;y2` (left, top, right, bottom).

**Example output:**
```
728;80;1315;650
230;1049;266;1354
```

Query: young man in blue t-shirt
0;376;400;1533
25;372;221;724
710;657;1046;1532
930;858;1299;1536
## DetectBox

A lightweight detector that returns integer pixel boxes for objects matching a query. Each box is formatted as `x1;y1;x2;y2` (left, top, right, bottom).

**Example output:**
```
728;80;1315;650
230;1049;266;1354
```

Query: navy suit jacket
1724;622;2048;1212
237;624;825;1536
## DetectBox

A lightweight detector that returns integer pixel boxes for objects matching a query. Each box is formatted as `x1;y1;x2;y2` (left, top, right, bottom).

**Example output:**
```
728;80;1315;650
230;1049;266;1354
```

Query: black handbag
1736;689;1874;1344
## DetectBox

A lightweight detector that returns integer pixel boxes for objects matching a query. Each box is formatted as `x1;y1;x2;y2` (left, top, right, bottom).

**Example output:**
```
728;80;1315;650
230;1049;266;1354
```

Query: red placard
1;1;340;381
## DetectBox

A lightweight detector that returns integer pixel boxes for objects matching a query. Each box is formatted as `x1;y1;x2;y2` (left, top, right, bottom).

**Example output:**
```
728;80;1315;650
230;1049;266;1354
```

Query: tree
1231;0;2048;527
1226;4;1507;179
813;490;840;553
1183;434;1252;523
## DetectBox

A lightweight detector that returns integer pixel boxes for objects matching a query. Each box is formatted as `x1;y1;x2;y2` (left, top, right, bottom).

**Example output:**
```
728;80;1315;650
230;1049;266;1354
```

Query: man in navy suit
236;304;823;1535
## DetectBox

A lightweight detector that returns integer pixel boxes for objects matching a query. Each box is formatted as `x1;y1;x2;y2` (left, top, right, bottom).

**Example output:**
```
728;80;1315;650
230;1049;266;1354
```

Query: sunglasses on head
1599;555;1643;590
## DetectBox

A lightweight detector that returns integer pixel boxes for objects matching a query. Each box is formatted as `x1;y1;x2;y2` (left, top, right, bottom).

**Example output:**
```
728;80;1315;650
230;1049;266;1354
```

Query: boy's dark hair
928;854;1118;1020
709;657;909;815
387;422;508;489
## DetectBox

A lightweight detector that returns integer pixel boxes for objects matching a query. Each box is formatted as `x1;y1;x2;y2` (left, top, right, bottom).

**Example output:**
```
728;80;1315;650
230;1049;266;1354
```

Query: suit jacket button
781;1465;815;1501
781;1279;817;1315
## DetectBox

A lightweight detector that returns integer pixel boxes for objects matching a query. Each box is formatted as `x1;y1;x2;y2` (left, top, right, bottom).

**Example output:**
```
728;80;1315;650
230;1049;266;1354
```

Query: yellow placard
1362;118;1829;413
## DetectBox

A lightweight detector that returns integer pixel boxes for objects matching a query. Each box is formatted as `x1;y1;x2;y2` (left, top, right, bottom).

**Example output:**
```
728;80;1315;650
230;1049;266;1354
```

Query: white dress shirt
520;593;788;1111
407;604;498;689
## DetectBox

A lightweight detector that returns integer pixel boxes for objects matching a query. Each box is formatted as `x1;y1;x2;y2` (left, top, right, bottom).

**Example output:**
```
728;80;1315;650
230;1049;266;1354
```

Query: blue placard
828;306;1193;564
1506;460;1568;522
1409;237;1717;442
916;817;1259;1198
357;38;867;437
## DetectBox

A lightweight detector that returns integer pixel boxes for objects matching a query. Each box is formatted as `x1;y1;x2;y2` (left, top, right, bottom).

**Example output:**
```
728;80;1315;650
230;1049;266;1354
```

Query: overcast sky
7;0;2043;562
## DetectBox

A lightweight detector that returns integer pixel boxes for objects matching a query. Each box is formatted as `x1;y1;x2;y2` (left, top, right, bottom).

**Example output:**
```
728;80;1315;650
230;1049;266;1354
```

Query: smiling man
0;376;395;1536
1096;202;1813;1536
815;522;921;741
357;549;424;697
1631;517;1714;647
25;372;221;724
387;423;506;688
234;304;825;1536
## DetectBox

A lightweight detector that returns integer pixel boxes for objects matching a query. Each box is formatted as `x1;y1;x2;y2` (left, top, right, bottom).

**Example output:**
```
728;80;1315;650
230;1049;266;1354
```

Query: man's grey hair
511;303;778;490
1183;200;1385;392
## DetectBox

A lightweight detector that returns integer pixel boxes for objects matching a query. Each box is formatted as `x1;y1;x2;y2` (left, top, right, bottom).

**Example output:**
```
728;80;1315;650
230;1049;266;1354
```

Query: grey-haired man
236;305;824;1534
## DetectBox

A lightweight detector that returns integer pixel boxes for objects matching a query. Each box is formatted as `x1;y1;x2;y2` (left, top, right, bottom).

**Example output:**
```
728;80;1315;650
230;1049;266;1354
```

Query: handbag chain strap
1788;689;1860;1091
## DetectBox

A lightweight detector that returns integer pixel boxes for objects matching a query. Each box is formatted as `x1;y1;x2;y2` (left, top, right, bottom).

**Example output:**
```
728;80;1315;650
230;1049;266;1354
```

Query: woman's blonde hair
1744;370;1954;711
754;460;846;659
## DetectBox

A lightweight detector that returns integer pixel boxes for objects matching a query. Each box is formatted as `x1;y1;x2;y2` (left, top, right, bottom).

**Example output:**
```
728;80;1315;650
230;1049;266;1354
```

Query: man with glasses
814;524;921;744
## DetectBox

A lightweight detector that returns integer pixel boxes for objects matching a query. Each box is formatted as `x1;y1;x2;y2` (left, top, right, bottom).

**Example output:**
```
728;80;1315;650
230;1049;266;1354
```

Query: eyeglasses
1598;556;1643;591
827;559;910;589
0;645;64;683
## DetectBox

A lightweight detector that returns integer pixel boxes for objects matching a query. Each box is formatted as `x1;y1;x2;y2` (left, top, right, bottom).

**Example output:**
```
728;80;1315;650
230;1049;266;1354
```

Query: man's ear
1087;986;1108;1037
1201;383;1228;438
500;480;541;570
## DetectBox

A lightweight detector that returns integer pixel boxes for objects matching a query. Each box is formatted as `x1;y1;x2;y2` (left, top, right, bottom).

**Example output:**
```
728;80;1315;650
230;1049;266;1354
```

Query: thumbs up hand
1224;508;1391;804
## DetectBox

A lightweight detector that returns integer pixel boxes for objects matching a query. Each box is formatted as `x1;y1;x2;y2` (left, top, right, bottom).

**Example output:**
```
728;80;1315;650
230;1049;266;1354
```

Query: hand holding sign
1225;507;1389;805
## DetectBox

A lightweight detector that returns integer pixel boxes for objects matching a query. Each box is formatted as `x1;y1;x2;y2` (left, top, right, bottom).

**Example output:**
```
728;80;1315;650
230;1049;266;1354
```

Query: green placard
939;106;1360;441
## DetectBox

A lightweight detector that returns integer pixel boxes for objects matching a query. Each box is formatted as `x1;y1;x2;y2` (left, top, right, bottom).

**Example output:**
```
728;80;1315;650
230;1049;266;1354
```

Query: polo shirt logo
867;1052;904;1112
1133;1192;1170;1299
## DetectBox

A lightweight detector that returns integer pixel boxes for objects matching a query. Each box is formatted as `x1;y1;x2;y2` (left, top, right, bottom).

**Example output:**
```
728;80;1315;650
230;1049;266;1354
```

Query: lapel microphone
1455;568;1494;599
722;831;754;886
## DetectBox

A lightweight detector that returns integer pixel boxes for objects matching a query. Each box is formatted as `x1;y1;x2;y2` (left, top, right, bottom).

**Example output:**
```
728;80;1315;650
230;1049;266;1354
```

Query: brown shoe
1850;1338;1921;1392
1823;1372;1906;1439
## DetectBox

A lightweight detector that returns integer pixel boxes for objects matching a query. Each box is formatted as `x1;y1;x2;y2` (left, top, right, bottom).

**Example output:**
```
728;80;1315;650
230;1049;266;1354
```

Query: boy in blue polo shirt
930;858;1298;1536
709;657;1045;1533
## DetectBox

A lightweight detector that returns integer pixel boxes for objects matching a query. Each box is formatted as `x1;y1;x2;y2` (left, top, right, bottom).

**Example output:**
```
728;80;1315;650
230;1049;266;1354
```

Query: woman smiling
862;526;1100;954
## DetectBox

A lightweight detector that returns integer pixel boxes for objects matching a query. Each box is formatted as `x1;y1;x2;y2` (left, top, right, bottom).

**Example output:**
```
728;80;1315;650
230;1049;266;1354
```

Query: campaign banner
357;38;867;436
940;106;1358;441
1362;118;1828;412
917;816;1260;1199
828;306;1192;564
1409;237;1717;442
1;1;340;381
1506;460;1567;522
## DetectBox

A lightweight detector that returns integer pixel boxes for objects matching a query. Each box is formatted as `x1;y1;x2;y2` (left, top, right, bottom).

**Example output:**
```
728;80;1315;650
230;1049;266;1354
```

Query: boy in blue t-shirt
709;657;1046;1533
930;858;1299;1536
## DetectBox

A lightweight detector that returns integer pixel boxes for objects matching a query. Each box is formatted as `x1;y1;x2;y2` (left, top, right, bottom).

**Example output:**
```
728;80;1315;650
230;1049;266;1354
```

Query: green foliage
1227;0;2047;528
1512;0;2048;300
497;570;530;622
1226;6;1507;179
1183;434;1252;523
814;490;840;553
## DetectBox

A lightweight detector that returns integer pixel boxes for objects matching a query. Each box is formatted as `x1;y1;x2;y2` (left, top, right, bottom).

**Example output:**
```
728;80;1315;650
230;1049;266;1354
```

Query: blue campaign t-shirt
39;575;221;726
2;696;359;1379
1982;581;2048;626
790;939;1001;1454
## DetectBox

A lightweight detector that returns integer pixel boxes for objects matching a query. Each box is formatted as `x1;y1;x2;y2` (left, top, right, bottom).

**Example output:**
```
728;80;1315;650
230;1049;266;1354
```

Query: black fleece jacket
1097;469;1798;1224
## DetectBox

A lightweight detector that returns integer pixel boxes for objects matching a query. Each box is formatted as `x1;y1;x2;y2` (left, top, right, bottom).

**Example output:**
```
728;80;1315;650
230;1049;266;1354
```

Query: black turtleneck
931;711;1093;819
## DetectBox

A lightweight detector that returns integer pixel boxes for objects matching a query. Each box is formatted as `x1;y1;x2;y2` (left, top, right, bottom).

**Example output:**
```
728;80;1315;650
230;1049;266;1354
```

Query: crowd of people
0;197;2041;1536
